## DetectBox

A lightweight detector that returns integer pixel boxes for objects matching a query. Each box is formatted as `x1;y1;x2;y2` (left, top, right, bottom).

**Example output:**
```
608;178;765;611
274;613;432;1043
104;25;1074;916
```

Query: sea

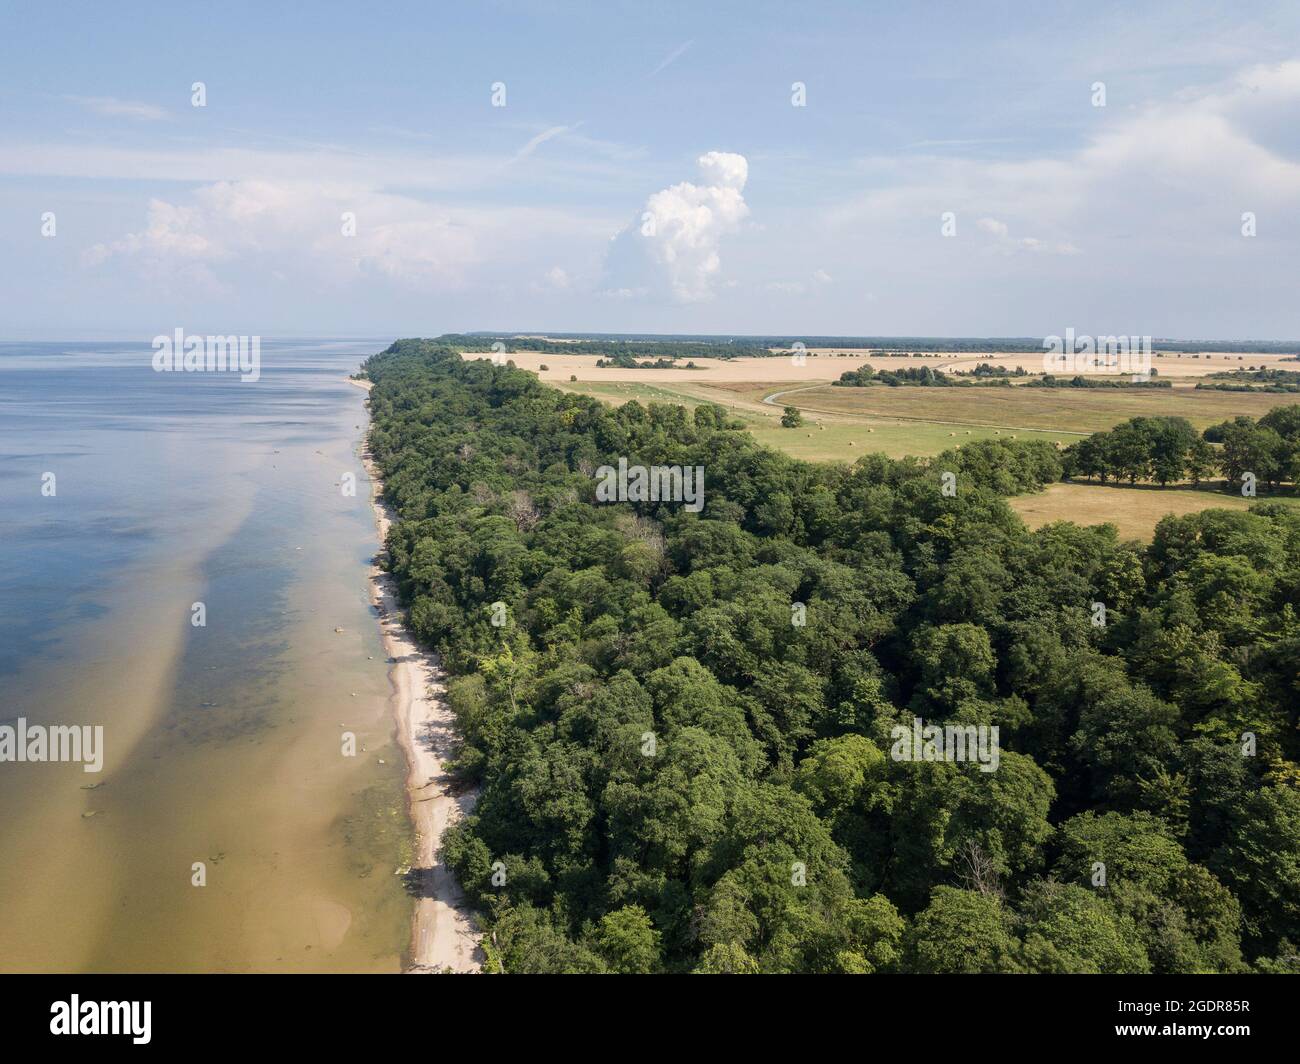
0;338;411;972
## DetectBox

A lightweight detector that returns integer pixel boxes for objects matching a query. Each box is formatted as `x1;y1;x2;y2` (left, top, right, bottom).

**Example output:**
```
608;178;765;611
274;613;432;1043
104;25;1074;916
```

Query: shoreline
352;379;483;973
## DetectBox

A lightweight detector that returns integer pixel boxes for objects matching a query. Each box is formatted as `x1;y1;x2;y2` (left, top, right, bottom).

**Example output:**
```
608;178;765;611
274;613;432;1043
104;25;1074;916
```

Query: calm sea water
0;339;411;972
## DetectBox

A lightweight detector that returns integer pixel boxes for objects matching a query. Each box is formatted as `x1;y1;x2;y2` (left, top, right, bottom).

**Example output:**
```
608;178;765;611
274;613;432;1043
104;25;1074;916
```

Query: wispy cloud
219;127;369;156
63;95;169;121
977;216;1079;256
511;122;582;163
649;39;693;77
903;137;1019;150
0;135;641;193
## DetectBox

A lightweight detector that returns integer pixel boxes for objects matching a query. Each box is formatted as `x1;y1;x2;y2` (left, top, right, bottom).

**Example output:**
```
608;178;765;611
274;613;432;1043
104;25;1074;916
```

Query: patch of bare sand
352;379;483;974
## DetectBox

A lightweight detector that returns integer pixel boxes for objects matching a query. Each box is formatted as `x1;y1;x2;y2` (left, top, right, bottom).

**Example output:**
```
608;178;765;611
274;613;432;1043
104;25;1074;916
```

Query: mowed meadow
1010;483;1297;540
461;348;1300;540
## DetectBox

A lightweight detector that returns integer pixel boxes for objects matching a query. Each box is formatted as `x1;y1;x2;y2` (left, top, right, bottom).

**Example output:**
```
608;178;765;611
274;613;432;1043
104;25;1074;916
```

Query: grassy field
514;355;1300;536
743;412;1070;461
550;375;1300;463
552;378;1075;460
1011;483;1300;540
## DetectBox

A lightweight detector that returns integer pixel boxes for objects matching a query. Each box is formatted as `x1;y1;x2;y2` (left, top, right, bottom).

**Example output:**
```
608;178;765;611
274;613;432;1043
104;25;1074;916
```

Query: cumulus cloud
602;151;750;302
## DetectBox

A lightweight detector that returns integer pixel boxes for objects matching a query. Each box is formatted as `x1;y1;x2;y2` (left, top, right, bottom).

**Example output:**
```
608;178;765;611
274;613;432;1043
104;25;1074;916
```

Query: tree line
1028;374;1170;389
1197;368;1300;394
1063;408;1300;490
834;365;1011;388
439;334;773;360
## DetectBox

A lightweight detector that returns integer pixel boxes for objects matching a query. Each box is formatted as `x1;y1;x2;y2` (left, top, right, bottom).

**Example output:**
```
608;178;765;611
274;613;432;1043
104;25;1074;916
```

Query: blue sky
2;0;1299;339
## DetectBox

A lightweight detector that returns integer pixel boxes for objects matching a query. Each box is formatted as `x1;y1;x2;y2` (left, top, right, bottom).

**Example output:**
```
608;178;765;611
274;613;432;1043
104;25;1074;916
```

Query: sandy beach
353;379;483;973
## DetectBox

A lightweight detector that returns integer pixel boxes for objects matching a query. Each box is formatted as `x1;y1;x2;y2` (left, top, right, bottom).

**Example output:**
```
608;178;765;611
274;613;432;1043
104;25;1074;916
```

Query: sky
1;0;1299;340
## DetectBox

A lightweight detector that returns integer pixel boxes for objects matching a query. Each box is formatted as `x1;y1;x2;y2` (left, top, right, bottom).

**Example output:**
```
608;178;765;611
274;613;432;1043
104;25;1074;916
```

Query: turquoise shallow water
0;339;413;972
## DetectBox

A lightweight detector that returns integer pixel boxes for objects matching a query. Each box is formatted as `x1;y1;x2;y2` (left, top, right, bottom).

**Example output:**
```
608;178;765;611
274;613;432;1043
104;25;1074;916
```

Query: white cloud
797;58;1300;335
829;56;1300;280
649;40;694;77
696;150;748;192
511;123;581;163
766;267;833;294
81;179;602;293
64;95;168;121
0;136;642;196
602;151;750;302
533;266;572;292
976;216;1077;256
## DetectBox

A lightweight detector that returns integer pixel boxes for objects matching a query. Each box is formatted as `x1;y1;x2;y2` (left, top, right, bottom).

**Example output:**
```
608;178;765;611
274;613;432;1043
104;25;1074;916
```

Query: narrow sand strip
353;380;483;973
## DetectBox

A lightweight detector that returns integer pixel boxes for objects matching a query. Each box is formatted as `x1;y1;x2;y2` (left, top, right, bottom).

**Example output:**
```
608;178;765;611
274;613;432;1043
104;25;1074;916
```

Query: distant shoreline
351;378;483;973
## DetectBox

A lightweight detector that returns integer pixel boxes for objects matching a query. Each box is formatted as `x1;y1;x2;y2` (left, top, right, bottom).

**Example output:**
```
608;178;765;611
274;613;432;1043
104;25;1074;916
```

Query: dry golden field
467;348;1298;386
1010;483;1299;540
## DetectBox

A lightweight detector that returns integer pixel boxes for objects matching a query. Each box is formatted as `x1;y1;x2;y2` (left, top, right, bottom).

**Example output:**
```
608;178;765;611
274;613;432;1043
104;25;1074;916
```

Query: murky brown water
0;341;410;972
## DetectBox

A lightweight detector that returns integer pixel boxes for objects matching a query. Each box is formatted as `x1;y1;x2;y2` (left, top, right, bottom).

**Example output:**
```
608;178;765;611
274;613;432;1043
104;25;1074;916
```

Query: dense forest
362;339;1300;974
